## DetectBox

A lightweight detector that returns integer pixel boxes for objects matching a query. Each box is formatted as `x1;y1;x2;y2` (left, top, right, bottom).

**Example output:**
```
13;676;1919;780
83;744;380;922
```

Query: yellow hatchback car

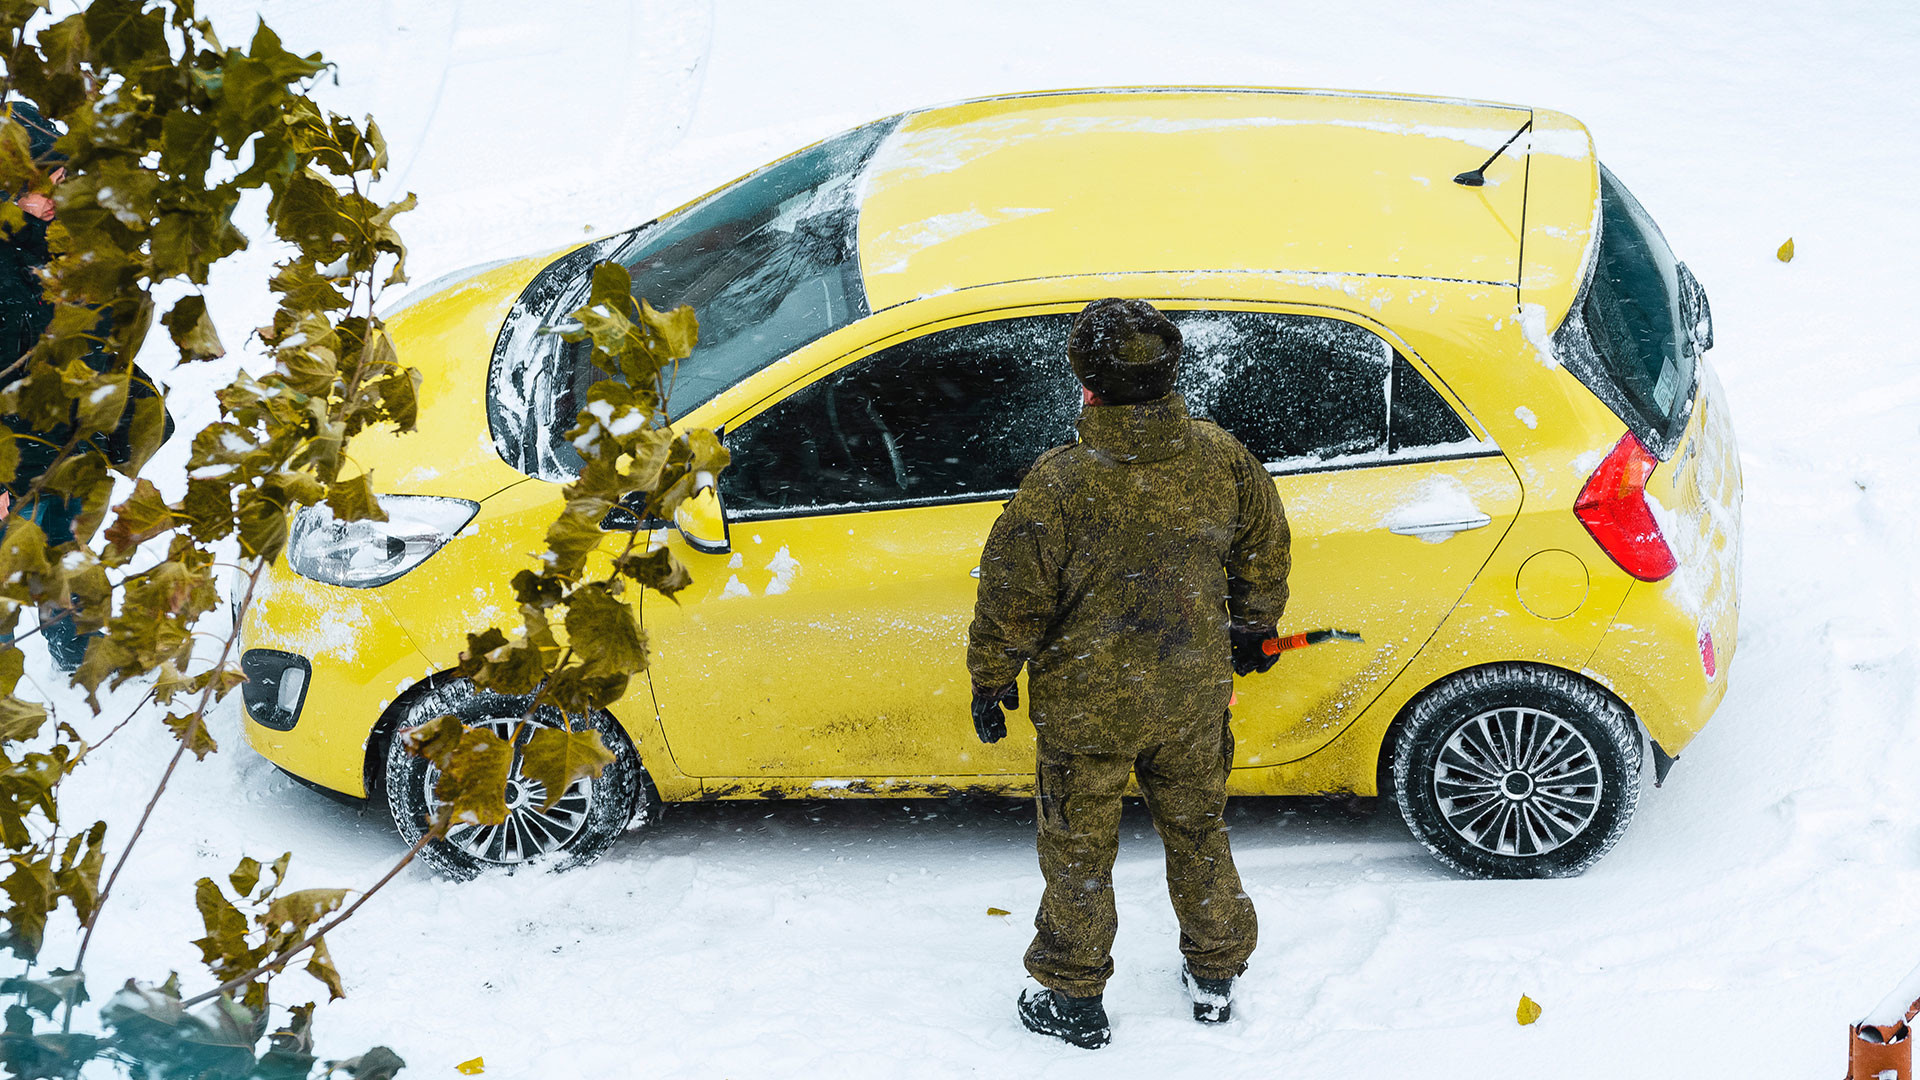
238;88;1741;880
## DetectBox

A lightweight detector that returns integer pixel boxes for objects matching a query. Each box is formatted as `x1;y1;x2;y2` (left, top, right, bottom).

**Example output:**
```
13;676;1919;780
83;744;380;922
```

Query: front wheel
1391;664;1641;879
384;680;647;881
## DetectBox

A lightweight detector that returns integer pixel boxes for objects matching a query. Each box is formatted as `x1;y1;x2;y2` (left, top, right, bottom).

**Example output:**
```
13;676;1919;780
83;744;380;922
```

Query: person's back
973;398;1286;755
968;298;1290;1049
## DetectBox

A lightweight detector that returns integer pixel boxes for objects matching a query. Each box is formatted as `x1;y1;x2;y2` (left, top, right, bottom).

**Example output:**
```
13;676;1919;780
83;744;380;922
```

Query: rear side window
1390;355;1471;451
1175;311;1476;465
1179;312;1387;461
1551;164;1696;458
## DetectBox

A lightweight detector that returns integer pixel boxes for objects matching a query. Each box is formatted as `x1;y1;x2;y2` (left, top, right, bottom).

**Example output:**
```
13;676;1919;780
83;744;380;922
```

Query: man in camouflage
968;298;1291;1049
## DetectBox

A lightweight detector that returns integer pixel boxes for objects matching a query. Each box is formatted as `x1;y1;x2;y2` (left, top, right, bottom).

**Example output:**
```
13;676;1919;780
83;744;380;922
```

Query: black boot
1018;985;1111;1049
1181;962;1234;1024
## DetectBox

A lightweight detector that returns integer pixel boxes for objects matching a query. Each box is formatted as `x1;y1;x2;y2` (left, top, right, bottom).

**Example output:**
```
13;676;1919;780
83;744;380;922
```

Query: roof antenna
1453;118;1533;187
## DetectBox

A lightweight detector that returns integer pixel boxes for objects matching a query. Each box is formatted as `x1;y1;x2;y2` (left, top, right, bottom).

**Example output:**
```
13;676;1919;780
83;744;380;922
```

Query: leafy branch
0;0;440;1073
431;262;721;816
0;3;725;1076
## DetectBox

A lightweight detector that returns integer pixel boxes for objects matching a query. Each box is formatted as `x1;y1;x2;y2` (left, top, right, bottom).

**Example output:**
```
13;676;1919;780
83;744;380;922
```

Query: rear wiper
1453;118;1533;187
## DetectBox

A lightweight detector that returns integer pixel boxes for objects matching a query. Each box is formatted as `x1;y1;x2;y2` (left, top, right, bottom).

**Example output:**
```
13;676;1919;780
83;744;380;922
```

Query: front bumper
239;649;311;731
239;561;435;797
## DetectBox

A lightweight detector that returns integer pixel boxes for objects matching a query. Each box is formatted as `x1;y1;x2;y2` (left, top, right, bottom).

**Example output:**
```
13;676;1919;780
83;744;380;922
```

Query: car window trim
1264;443;1503;478
726;444;1507;523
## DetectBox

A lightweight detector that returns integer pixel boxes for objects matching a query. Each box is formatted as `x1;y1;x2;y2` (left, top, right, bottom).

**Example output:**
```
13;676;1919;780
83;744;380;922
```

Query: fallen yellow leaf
1516;994;1542;1026
987;907;1011;917
1777;237;1795;262
455;1057;485;1075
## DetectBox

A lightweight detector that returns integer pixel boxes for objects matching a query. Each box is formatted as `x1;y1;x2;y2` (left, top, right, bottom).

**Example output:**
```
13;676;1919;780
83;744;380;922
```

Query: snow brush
1229;629;1363;707
1262;629;1364;656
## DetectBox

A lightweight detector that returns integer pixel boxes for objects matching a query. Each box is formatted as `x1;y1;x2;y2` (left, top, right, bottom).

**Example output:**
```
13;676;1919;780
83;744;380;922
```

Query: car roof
854;87;1598;322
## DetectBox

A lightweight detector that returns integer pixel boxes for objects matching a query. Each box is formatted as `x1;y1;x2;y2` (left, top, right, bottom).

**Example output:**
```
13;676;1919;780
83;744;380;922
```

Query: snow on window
719;309;1491;520
488;119;901;481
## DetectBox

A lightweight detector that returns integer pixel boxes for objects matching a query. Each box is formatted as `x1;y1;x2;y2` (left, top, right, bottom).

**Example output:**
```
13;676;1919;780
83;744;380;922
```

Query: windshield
1551;165;1696;457
618;117;899;418
488;117;900;480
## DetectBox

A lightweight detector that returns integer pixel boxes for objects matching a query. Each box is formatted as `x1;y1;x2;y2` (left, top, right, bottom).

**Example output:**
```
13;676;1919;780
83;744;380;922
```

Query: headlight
286;494;479;588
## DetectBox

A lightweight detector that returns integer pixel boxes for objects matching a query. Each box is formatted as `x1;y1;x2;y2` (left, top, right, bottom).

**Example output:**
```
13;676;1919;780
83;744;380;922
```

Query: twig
69;686;154;765
178;825;437;1009
63;556;268;1030
2;603;74;647
20;424;91;511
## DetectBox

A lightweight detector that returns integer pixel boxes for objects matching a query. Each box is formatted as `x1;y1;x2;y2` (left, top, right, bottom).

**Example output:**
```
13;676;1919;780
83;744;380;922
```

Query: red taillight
1573;431;1678;581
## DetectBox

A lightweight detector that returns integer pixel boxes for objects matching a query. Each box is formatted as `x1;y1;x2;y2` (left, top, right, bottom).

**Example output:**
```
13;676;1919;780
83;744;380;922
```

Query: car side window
721;314;1078;517
1176;311;1389;462
1389;354;1472;451
1173;311;1472;466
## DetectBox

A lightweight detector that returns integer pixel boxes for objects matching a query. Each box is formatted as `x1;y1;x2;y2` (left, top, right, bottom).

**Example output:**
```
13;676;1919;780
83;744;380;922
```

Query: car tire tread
383;680;648;881
1390;663;1642;879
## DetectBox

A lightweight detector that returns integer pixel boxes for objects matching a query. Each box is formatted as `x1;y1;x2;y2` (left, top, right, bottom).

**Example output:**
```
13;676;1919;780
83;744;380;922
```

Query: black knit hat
5;100;64;165
1067;298;1181;405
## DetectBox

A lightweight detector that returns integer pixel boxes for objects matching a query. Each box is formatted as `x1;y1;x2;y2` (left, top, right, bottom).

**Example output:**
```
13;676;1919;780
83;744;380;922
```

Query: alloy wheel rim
424;715;594;864
1432;706;1603;857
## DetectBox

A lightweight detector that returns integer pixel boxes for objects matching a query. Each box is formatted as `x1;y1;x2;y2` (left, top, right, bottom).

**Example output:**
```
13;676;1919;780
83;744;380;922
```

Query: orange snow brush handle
1262;629;1364;656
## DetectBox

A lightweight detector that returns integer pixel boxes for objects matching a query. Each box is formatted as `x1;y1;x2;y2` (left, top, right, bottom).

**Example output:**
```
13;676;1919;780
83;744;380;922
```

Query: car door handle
1388;513;1493;538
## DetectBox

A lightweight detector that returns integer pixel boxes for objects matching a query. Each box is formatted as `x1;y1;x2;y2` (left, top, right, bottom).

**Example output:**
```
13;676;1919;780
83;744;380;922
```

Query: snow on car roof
854;88;1596;316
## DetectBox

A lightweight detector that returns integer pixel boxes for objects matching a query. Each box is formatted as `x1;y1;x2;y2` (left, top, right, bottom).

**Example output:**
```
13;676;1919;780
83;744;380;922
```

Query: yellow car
238;87;1741;880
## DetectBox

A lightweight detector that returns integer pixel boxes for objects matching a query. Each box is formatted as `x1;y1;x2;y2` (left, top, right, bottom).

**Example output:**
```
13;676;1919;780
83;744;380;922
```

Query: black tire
384;680;647;881
1390;664;1641;879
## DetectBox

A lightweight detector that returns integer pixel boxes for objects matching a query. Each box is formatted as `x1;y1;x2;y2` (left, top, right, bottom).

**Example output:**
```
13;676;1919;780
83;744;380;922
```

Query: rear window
1551;164;1696;458
488;118;900;480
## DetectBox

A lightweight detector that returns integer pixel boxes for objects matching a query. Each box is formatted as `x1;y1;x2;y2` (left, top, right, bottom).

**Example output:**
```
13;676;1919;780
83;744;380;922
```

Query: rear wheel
1391;664;1641;879
384;680;646;880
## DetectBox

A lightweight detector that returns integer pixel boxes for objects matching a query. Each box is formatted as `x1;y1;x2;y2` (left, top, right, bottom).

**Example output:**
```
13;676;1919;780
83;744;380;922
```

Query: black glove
971;683;1018;744
1230;627;1279;677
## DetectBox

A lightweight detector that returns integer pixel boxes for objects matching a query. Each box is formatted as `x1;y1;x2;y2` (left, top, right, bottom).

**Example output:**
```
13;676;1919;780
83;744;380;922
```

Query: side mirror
1677;262;1713;355
599;492;666;533
674;473;729;554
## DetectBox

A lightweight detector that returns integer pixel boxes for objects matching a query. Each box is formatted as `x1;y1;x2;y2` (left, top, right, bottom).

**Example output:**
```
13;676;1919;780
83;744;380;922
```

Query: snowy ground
34;1;1920;1076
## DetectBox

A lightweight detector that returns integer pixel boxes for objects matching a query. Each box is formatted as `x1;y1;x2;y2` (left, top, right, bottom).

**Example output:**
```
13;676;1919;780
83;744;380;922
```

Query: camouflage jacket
968;394;1290;752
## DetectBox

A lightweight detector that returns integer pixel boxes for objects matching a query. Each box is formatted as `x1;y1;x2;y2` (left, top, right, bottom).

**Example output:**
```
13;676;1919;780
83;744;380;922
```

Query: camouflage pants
1025;715;1257;998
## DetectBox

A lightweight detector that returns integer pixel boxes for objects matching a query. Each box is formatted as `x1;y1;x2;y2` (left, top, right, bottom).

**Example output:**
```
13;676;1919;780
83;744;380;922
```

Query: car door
642;312;1080;779
643;302;1519;782
1171;308;1522;768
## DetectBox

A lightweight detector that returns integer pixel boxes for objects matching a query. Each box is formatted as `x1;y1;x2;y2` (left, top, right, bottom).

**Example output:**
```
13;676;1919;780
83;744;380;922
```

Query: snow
33;1;1920;1078
864;206;1052;276
1380;474;1487;542
1865;958;1920;1027
763;545;801;595
584;398;645;438
1516;301;1558;367
864;109;1576;187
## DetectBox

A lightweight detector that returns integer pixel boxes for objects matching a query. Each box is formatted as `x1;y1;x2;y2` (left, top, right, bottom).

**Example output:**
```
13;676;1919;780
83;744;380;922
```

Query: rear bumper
1584;575;1738;759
